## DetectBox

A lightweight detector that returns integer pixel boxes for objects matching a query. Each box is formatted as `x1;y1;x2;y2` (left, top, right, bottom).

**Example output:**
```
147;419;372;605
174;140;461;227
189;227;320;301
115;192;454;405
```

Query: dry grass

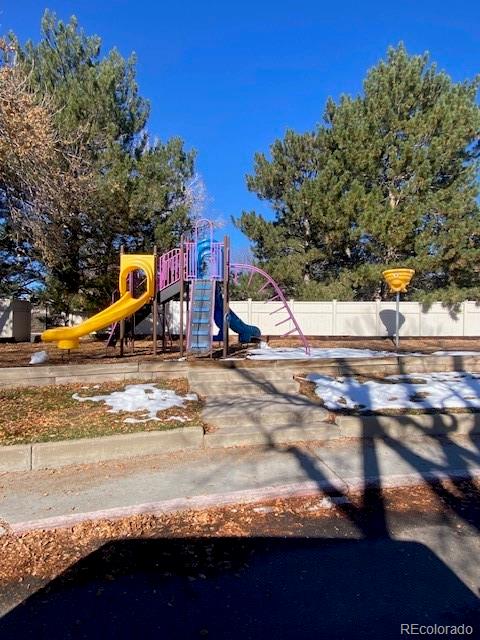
0;378;204;446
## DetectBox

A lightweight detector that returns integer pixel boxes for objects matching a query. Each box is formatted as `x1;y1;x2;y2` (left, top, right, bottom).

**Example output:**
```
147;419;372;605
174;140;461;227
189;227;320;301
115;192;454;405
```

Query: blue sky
2;1;479;254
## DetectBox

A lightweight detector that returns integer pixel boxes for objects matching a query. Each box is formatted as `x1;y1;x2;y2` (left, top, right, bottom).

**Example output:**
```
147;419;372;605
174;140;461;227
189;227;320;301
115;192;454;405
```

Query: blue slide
213;283;261;343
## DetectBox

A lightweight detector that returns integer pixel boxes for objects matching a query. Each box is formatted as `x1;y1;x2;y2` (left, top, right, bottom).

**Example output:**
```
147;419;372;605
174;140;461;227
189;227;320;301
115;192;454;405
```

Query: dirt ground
1;335;479;369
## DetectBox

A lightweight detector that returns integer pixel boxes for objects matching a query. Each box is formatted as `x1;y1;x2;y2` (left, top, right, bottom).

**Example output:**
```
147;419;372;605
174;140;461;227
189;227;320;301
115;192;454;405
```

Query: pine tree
237;44;480;302
2;11;197;313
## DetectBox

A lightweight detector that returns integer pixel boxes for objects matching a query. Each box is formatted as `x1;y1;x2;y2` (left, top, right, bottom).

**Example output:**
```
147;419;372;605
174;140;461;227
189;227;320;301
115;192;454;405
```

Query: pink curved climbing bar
231;263;311;355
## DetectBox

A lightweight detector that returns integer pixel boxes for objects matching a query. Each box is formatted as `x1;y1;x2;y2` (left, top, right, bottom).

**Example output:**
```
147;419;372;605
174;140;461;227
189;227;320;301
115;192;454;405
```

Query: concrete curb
8;468;480;535
204;425;341;448
1;353;480;389
204;413;480;449
0;360;189;389
336;412;480;438
0;444;32;472
2;412;480;471
0;427;204;472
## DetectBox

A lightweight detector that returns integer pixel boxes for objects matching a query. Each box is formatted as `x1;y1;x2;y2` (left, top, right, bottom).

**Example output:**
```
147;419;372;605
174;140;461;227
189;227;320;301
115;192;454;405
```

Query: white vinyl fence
52;299;480;338
229;299;480;337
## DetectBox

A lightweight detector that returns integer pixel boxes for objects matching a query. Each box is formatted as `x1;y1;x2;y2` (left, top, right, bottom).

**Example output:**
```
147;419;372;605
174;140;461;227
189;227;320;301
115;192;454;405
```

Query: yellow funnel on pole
382;268;415;349
382;268;415;293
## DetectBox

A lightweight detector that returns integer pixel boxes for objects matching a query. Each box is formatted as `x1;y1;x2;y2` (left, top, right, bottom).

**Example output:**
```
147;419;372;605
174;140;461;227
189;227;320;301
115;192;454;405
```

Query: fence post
247;298;252;325
332;299;337;336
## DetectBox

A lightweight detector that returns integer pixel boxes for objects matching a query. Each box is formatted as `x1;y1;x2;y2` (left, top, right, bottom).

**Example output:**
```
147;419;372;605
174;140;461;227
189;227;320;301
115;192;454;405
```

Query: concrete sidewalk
1;436;479;532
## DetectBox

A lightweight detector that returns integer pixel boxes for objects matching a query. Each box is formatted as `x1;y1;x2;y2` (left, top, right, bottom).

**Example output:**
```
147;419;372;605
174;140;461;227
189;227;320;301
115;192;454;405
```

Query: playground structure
42;219;310;357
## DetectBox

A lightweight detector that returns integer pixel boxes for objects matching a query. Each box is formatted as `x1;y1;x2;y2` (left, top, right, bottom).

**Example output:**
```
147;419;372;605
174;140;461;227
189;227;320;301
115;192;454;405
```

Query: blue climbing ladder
187;279;215;355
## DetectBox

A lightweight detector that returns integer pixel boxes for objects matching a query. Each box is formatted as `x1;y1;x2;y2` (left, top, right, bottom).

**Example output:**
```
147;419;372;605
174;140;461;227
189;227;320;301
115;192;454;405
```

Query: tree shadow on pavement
230;359;480;537
0;536;478;640
2;356;480;638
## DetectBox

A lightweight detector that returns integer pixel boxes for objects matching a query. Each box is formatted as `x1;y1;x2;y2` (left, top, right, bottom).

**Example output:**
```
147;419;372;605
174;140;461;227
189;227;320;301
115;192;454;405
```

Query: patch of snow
29;350;49;365
124;415;149;424
247;347;480;361
253;506;274;514
72;384;198;423
166;416;191;423
307;496;352;511
307;371;480;412
247;347;397;360
317;498;334;510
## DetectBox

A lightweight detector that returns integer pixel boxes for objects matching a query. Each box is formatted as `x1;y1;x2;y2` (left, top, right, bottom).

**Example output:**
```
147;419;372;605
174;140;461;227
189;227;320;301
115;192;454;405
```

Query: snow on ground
73;384;198;423
29;350;49;365
246;345;480;360
307;371;480;412
247;346;395;360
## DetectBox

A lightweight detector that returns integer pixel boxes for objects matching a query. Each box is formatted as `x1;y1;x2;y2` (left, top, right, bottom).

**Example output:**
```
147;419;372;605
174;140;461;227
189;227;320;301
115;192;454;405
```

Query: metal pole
162;302;166;352
186;282;190;353
132;308;135;354
222;235;230;358
179;240;185;358
119;245;125;357
152;245;158;356
395;291;400;349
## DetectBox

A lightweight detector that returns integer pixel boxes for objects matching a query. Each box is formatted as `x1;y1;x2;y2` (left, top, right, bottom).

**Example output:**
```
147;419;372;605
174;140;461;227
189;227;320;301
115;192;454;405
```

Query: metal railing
183;240;224;280
158;248;182;291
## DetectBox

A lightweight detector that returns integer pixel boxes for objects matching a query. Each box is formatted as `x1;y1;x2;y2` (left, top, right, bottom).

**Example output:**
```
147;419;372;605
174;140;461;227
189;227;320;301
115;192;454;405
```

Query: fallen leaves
1;478;477;587
0;379;204;445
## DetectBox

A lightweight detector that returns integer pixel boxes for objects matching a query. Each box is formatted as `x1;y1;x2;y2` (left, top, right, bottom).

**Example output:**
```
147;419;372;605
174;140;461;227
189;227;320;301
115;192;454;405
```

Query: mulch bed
1;336;479;369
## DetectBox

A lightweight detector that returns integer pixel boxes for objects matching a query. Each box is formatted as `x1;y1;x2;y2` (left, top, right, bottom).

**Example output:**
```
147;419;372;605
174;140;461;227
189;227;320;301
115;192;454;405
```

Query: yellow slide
42;254;156;350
